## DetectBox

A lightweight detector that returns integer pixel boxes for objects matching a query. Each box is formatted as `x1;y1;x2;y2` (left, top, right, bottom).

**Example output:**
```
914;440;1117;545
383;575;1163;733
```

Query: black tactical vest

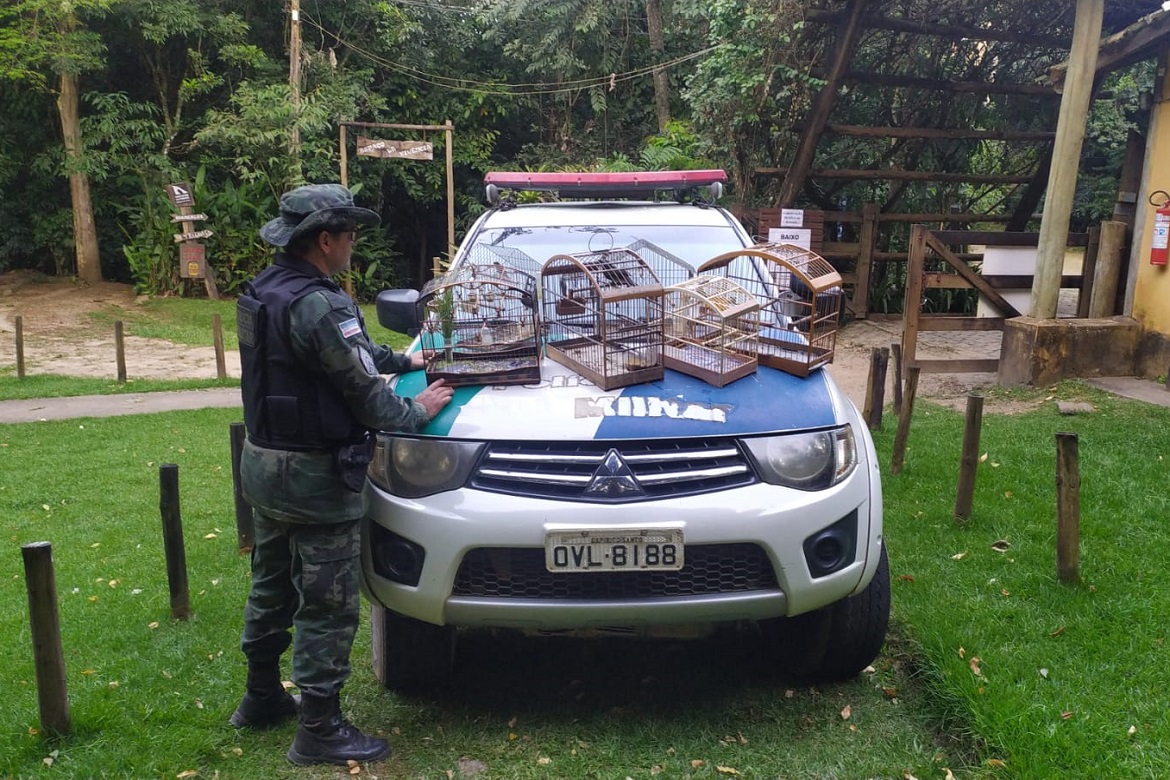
237;256;366;451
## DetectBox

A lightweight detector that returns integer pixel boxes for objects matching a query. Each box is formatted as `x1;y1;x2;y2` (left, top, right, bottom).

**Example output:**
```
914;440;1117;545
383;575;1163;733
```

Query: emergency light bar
484;170;726;203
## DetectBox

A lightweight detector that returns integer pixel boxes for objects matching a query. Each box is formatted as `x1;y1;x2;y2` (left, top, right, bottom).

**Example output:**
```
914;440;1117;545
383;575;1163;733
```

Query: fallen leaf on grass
902;772;919;780
881;686;898;698
1004;491;1013;498
951;551;967;560
969;657;984;678
897;574;915;582
991;540;1011;552
204;533;217;540
1050;626;1066;637
716;767;740;776
1001;588;1010;597
537;756;551;765
691;759;705;768
176;771;198;779
1039;668;1049;679
1128;725;1137;737
987;759;1007;768
1061;711;1073;720
840;705;852;720
958;646;966;659
944;770;957;780
979;453;988;462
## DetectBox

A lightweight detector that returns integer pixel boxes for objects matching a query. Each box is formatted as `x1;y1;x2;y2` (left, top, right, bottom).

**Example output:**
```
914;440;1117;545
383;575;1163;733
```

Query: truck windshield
464;225;748;273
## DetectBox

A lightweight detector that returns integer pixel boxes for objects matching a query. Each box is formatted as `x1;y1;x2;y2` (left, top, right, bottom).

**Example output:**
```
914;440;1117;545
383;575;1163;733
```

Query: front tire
370;603;455;694
761;542;890;682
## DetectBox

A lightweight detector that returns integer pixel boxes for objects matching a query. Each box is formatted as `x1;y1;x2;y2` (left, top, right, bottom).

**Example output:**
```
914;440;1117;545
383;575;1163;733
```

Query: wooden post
1077;225;1101;318
901;225;928;369
159;464;191;620
853;203;879;318
230;423;255;553
15;314;25;379
891;365;919;475
954;393;984;523
864;346;889;431
114;320;127;383
1030;0;1103;318
1087;220;1127;317
21;542;70;735
891;342;903;415
212;314;227;380
1056;432;1081;584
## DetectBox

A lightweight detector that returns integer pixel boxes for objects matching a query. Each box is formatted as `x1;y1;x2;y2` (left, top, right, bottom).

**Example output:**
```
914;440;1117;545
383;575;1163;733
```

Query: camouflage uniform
238;186;428;702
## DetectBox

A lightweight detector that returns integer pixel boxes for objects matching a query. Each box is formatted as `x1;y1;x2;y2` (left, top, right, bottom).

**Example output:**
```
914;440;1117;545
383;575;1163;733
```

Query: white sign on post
780;209;805;228
768;227;812;249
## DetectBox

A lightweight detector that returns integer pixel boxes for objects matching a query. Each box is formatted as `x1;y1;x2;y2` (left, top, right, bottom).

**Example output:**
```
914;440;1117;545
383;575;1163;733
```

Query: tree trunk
57;70;102;283
645;0;671;132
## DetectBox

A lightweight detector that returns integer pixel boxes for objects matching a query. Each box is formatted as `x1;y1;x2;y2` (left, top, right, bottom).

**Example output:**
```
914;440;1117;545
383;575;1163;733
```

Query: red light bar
484;170;726;198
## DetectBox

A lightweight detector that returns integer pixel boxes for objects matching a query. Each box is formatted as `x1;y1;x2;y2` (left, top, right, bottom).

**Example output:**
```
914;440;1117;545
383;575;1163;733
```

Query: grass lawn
1;383;1168;778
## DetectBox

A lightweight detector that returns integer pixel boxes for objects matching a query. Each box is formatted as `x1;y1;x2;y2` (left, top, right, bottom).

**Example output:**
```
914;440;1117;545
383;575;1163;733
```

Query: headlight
742;425;857;491
367;436;484;498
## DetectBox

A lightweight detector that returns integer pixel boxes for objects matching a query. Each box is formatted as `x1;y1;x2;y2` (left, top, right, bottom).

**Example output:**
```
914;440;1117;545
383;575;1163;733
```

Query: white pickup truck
361;170;888;692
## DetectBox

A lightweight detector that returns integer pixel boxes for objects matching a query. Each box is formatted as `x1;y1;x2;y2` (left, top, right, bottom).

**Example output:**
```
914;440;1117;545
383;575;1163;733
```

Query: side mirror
376;289;421;335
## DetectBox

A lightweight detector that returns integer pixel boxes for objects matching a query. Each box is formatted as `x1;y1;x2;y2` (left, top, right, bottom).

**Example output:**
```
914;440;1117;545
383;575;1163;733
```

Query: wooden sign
165;183;195;208
173;229;214;243
170;213;209;222
356;137;434;160
179;242;206;278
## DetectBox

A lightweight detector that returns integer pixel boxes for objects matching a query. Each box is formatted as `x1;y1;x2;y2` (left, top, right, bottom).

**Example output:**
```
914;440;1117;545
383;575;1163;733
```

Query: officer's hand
409;351;427;370
415;379;454;418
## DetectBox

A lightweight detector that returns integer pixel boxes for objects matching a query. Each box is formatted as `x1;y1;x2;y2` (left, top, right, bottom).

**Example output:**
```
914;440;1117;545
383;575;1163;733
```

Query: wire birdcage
540;248;665;390
417;262;540;387
698;242;843;377
663;275;760;386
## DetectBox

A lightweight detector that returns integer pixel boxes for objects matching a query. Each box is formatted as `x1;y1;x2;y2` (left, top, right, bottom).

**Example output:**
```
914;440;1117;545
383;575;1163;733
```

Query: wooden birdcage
417;262;540;387
540;248;665;390
663;275;760;386
698;242;843;377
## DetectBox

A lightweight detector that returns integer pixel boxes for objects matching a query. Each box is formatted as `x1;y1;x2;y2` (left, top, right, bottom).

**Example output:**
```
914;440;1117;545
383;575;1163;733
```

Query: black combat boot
286;692;392;766
229;662;300;729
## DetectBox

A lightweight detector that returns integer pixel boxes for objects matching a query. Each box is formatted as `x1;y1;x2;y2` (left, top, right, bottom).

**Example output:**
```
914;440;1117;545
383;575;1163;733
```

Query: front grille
452;544;777;599
468;437;756;502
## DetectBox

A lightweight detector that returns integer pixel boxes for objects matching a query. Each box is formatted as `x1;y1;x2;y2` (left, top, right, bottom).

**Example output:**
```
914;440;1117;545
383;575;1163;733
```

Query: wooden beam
777;0;868;207
924;231;1021;317
838;71;1061;96
806;9;1070;48
1033;0;1103;319
759;168;1032;184
823;125;1055;141
1049;8;1170;87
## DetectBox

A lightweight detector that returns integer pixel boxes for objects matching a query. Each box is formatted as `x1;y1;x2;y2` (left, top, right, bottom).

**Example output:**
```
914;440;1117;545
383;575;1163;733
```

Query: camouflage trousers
240;512;361;697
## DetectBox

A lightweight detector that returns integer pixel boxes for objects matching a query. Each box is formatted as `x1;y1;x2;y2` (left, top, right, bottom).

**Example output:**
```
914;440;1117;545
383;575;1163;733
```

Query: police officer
230;183;453;766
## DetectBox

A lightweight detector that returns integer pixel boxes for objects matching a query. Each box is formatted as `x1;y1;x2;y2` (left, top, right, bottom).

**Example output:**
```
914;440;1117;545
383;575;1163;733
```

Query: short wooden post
159;464;191;620
890;365;919;475
890;343;903;416
212;313;227;380
1056;432;1081;584
865;346;889;431
114;320;127;383
22;542;70;735
954;393;984;523
229;422;255;553
15;314;25;379
1087;220;1127;318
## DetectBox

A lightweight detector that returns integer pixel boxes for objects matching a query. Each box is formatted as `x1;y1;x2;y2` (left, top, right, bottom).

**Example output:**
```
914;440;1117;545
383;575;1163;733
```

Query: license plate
545;529;684;572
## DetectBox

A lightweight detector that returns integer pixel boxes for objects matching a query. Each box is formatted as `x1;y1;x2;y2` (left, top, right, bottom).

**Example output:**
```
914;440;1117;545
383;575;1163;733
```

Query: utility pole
289;0;303;183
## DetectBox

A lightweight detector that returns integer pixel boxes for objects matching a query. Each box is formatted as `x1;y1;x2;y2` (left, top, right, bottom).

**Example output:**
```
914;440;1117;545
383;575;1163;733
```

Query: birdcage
417;262;541;387
662;275;760;386
697;242;843;377
540;248;665;390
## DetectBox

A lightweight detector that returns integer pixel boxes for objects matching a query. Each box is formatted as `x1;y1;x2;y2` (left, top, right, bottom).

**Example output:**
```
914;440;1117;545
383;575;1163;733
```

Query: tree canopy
0;0;1160;296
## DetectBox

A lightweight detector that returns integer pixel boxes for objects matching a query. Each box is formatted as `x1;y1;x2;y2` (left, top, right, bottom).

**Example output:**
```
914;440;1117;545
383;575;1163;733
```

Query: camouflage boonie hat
259;183;381;247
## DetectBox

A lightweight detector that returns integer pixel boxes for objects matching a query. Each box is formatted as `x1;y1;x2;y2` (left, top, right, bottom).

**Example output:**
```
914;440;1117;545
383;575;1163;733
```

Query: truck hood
391;358;844;440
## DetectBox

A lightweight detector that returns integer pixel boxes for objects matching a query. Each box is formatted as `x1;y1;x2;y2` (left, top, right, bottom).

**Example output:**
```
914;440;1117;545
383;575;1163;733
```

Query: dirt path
0;270;1005;411
0;271;240;380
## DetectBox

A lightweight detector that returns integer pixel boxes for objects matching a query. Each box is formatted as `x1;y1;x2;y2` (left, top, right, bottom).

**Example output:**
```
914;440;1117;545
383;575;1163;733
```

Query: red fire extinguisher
1150;190;1170;266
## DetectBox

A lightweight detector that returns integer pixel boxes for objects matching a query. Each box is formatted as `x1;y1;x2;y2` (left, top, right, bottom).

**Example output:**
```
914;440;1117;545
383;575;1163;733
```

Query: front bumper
360;451;882;630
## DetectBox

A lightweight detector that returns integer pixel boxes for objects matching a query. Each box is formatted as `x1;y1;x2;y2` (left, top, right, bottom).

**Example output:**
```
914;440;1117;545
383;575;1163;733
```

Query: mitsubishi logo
583;449;644;498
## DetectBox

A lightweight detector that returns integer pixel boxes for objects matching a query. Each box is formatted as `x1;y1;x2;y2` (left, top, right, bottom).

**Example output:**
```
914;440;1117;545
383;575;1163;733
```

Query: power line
300;13;725;97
